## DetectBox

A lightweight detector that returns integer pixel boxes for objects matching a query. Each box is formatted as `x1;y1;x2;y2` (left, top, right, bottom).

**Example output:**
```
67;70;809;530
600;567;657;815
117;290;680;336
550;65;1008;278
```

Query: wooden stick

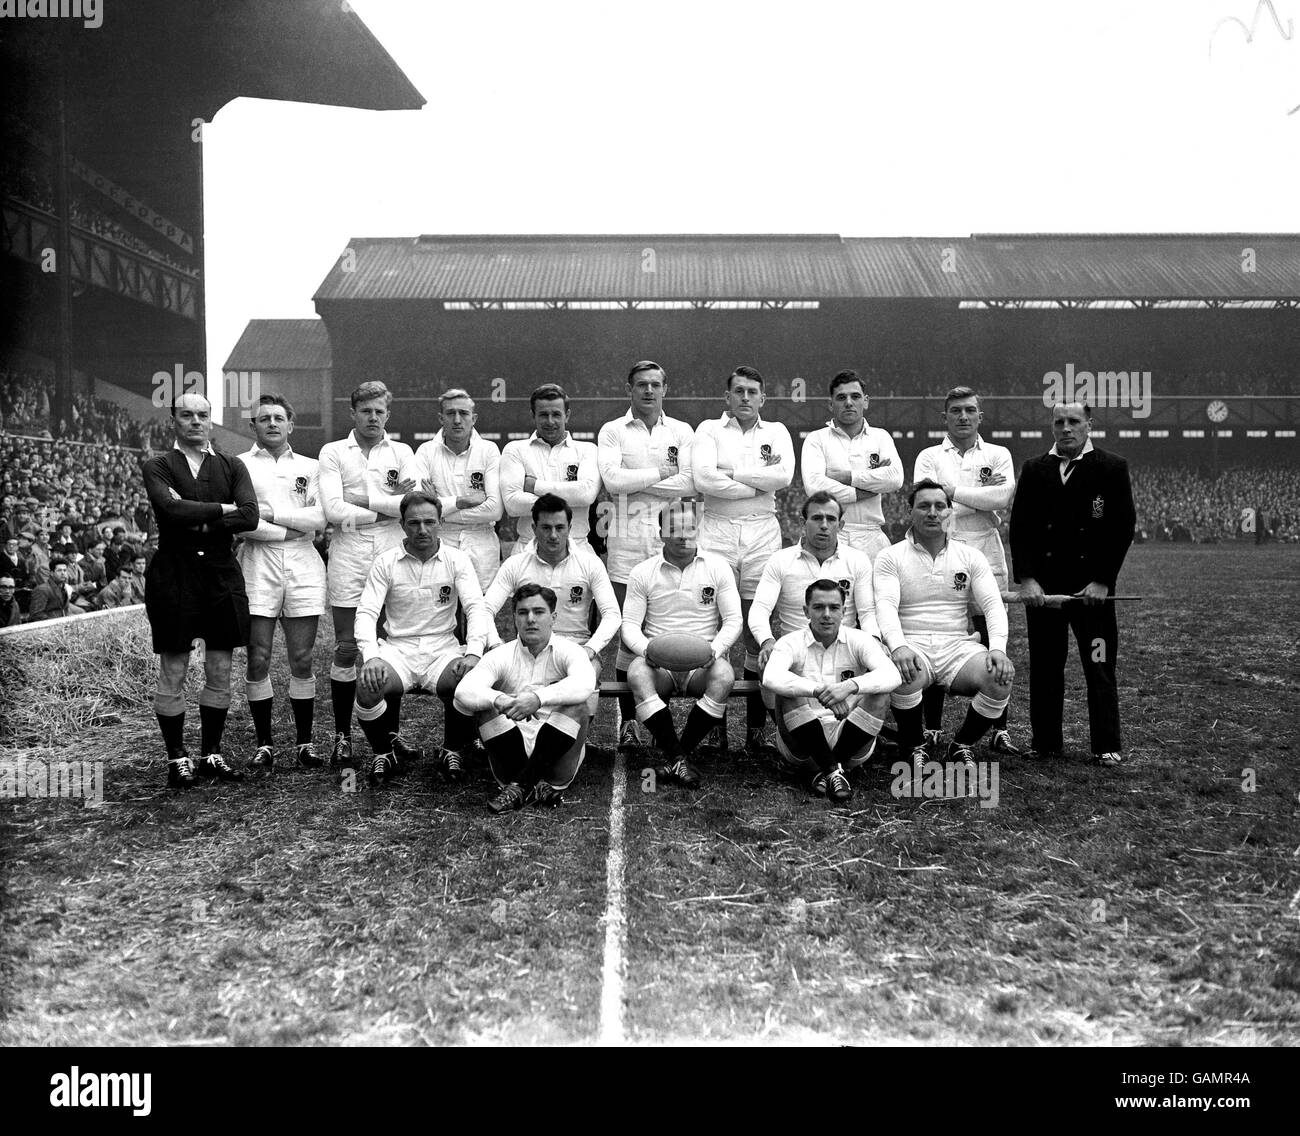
1001;591;1143;607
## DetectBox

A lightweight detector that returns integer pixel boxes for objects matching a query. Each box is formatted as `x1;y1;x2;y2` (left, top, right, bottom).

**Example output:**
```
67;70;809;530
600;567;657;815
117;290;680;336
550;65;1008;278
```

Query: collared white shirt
800;420;903;528
913;434;1016;536
747;540;876;644
763;625;898;699
237;444;325;543
500;432;600;543
172;440;214;480
872;530;1007;654
484;541;621;654
1048;438;1095;483
692;413;793;519
454;636;597;713
596;410;695;536
621;549;742;659
414;429;503;532
317;430;418;536
355;540;489;657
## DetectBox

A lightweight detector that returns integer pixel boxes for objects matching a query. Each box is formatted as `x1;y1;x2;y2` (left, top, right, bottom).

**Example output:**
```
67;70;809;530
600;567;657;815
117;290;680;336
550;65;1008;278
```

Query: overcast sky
203;0;1300;407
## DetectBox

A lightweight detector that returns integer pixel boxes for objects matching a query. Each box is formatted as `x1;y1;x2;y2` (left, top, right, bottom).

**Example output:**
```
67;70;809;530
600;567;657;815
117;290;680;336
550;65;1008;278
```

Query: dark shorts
146;547;250;654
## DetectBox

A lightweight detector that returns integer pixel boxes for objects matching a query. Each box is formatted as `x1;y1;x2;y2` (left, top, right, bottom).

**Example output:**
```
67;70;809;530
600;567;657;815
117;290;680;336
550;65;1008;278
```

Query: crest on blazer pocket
469;471;485;490
700;586;715;605
565;464;579;481
568;585;585;605
1092;495;1104;518
437;585;452;604
952;571;968;592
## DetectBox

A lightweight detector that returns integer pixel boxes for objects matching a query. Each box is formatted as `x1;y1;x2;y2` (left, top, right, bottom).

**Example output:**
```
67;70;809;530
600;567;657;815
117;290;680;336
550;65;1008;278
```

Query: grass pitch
1;544;1297;1045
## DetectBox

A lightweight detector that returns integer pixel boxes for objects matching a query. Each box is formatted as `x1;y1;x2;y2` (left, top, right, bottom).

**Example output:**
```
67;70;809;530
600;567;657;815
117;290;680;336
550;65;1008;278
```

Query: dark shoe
251;744;274;769
530;781;563;808
437;748;465;783
368;751;399;787
331;732;354;769
656;759;701;789
196;753;244;783
296;742;323;768
390;733;424;762
1095;751;1124;768
910;745;929;784
618;720;644;751
489;781;527;813
988;729;1023;756
1023;747;1063;761
946;742;978;797
167;751;195;789
809;770;828;797
826;765;853;804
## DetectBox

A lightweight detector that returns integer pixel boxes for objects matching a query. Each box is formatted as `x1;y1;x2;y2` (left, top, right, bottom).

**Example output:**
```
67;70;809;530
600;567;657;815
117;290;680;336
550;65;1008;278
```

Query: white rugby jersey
318;431;418;538
872;531;1007;654
355;540;490;657
800;421;903;528
414;429;502;536
484;542;620;654
912;435;1015;537
763;626;899;699
621;549;742;659
596;410;695;537
454;636;597;712
747;541;876;644
500;432;600;543
237;445;325;544
691;414;793;519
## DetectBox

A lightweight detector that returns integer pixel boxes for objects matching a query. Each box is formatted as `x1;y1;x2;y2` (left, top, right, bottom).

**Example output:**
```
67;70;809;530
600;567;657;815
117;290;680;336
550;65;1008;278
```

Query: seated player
621;500;742;789
454;584;598;813
762;579;901;803
872;480;1015;781
353;493;490;786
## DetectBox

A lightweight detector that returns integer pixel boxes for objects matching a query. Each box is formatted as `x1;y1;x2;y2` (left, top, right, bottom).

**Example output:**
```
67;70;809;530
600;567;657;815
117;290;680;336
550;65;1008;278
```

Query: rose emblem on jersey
837;578;851;594
700;586;715;606
868;452;881;468
759;444;772;460
293;475;308;500
385;469;399;489
565;464;579;481
568;585;584;605
437;585;452;604
840;670;854;683
666;446;678;466
979;466;993;484
952;571;968;592
469;471;485;491
1092;495;1104;518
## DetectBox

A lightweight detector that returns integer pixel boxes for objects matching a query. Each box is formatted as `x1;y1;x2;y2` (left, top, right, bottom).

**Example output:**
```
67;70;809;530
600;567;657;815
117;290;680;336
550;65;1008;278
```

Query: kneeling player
762;579;900;803
353;493;489;786
621;500;741;788
454;584;598;813
872;480;1015;782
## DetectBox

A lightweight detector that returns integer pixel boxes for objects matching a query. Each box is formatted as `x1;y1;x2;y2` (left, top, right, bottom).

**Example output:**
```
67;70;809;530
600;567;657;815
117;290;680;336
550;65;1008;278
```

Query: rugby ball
645;632;713;672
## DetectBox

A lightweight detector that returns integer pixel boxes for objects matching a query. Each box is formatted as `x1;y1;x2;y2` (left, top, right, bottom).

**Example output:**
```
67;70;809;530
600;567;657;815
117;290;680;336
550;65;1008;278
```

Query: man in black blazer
1009;403;1136;766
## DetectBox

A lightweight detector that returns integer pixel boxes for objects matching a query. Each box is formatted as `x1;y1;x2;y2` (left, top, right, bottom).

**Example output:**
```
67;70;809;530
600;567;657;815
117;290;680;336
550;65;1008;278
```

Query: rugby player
415;388;502;590
597;360;695;748
873;480;1015;782
912;386;1021;755
691;365;793;751
762;579;900;803
800;369;903;558
237;394;328;770
318;382;418;769
621;500;741;789
353;493;490;786
454;583;598;813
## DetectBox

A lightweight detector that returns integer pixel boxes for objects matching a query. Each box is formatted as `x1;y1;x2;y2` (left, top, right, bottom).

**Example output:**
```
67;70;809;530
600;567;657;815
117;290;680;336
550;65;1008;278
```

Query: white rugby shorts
238;540;327;619
370;634;464;693
440;525;501;590
839;523;890;561
903;634;988;690
696;513;781;600
327;524;404;607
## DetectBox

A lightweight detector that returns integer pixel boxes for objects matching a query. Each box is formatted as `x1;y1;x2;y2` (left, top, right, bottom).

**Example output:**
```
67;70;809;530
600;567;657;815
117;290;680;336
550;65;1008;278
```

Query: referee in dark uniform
141;393;259;787
1009;401;1136;767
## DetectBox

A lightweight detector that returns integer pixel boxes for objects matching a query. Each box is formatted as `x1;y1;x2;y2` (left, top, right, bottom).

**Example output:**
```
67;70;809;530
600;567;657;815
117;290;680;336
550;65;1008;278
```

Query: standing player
622;501;742;789
500;384;600;553
415;388;502;591
912;386;1021;755
237;394;328;770
454;584;599;813
597;360;695;747
353;493;490;786
691;365;793;751
318;382;418;769
762;579;900;803
140;393;259;788
800;369;903;558
873;481;1015;781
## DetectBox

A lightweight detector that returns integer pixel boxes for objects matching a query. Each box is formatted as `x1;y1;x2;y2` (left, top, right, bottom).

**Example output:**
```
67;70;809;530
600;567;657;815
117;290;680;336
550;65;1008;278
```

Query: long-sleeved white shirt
500;432;600;544
747;540;876;644
237;445;325;543
414;429;503;534
912;434;1015;536
872;531;1007;654
318;431;418;536
454;636;597;713
596;410;695;537
762;626;901;699
355;541;490;657
800;421;903;528
691;414;793;519
620;549;742;660
483;541;621;654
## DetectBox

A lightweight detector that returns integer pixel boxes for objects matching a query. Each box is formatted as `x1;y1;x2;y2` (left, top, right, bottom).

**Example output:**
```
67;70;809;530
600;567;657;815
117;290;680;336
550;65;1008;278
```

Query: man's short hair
1054;401;1093;417
112;526;126;535
118;563;135;577
513;582;557;612
131;554;147;566
909;478;951;507
0;576;14;587
254;393;295;421
943;385;980;411
531;492;572;524
398;491;443;520
439;388;474;410
829;369;865;396
728;365;764;390
805;577;846;604
627;360;666;383
801;490;842;520
49;557;68;571
529;384;570;413
170;393;212;417
350;381;392;409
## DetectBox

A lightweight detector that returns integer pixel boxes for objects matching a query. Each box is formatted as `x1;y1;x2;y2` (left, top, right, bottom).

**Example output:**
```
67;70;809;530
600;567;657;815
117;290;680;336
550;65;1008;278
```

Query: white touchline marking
599;744;628;1046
